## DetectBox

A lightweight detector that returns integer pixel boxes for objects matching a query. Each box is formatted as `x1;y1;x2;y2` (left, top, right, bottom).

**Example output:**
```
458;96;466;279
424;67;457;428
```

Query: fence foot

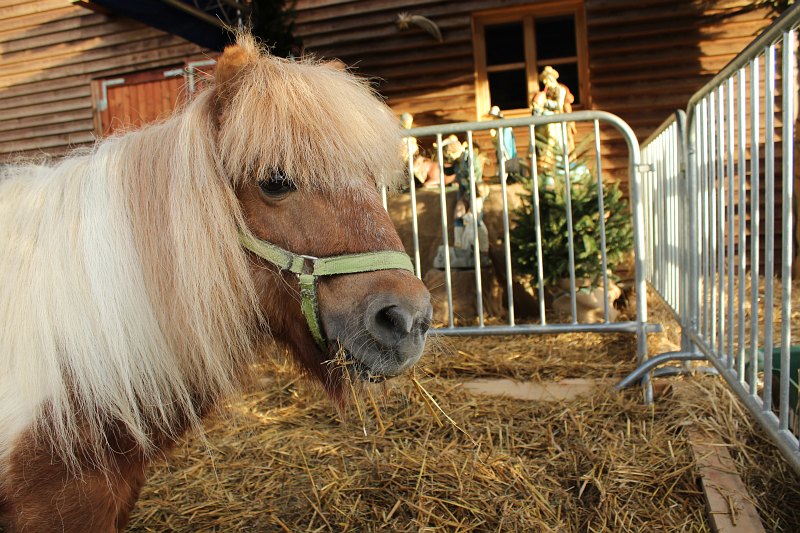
653;364;718;379
615;352;708;391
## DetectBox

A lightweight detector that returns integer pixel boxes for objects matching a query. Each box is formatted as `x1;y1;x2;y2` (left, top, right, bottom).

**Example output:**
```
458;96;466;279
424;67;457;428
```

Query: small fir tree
510;140;633;290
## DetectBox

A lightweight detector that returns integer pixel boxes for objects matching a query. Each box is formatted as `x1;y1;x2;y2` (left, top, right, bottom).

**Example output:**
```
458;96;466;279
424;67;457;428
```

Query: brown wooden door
93;60;216;137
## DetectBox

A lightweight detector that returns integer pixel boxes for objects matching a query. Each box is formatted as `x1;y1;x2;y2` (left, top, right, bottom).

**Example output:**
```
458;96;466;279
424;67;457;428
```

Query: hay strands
410;374;476;445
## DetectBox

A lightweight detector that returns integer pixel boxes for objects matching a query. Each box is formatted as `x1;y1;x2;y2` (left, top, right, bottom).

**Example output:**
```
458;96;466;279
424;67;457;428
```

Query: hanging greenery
510;140;633;289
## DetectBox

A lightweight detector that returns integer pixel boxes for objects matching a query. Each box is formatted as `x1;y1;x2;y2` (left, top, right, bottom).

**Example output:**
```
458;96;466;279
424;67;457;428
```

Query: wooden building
1;0;790;266
0;0;775;165
295;0;774;178
0;0;217;160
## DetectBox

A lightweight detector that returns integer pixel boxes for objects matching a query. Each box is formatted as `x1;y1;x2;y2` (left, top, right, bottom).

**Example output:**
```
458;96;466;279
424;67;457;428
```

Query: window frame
472;1;589;120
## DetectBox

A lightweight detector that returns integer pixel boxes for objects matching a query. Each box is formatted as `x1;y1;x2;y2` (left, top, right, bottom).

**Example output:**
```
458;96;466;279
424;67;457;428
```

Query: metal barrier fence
640;112;687;325
396;111;654;393
625;5;800;474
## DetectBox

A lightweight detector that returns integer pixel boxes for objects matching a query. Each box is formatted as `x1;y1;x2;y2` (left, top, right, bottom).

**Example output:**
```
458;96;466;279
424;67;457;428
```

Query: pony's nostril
376;305;412;338
417;316;431;336
364;294;431;353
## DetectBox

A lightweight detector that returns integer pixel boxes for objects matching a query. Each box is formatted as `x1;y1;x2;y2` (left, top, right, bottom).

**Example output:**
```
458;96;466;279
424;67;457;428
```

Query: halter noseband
239;230;415;351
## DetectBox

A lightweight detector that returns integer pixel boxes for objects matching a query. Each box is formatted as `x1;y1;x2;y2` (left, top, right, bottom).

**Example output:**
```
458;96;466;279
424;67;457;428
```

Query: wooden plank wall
294;0;776;179
0;0;208;161
0;1;776;168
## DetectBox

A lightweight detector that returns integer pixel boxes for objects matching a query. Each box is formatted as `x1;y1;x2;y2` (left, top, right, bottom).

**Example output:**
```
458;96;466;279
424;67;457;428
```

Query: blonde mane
0;35;404;471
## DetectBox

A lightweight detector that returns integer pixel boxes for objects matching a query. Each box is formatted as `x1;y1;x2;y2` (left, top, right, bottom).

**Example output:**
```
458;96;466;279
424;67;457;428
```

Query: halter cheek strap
238;229;415;351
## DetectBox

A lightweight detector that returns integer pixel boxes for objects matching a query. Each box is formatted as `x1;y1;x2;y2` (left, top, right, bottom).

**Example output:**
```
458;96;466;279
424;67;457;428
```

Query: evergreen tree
510;140;633;290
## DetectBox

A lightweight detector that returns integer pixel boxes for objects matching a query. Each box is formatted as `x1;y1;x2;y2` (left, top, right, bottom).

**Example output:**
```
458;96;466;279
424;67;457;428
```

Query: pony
0;35;432;532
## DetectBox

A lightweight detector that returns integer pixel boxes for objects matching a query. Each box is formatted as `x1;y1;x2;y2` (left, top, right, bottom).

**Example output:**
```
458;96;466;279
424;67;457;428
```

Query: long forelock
216;43;405;194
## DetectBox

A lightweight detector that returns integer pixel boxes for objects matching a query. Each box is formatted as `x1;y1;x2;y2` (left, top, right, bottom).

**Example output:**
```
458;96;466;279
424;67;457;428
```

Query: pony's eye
258;169;295;199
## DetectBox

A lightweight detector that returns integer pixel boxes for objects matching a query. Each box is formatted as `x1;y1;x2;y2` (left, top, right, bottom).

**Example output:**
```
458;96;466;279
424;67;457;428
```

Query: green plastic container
747;346;800;411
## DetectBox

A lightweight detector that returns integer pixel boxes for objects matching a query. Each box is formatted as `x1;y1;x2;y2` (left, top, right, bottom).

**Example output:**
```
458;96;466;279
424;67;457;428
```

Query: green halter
239;229;415;351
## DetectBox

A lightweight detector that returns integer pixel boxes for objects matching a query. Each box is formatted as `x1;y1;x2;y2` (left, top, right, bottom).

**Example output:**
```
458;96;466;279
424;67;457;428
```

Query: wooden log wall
295;0;776;180
0;1;775;167
0;0;208;161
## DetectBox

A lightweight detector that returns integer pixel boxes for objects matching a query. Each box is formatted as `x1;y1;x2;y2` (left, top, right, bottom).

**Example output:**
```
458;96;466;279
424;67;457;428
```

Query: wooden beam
671;382;766;532
687;428;766;533
159;0;227;30
462;378;615;402
70;1;112;16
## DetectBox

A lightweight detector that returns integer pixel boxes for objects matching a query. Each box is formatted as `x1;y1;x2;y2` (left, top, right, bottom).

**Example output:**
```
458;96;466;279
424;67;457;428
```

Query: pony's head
212;37;432;396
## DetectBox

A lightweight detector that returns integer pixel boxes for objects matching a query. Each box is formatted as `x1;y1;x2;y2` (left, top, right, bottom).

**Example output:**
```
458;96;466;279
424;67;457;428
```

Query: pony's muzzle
361;292;432;374
366;294;431;345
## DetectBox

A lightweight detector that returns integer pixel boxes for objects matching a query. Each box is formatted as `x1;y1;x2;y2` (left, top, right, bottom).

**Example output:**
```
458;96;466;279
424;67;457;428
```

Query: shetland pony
0;36;431;532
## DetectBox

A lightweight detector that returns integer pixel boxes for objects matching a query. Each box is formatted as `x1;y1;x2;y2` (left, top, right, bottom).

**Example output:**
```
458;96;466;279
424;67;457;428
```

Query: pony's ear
215;44;252;89
323;59;347;72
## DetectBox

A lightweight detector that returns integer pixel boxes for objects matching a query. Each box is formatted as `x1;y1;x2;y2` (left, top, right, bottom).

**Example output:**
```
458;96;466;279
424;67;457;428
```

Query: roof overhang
74;0;248;51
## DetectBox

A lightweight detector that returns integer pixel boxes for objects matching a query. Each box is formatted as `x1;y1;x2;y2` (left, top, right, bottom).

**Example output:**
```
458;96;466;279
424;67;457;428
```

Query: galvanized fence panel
626;5;800;474
395;111;653;391
640;113;688;326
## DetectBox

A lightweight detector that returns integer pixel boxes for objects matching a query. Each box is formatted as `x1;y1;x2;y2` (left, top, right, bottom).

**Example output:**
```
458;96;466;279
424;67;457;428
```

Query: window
473;1;589;118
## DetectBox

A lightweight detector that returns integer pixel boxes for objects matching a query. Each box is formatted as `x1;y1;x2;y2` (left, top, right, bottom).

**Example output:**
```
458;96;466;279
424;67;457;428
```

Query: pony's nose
365;294;432;349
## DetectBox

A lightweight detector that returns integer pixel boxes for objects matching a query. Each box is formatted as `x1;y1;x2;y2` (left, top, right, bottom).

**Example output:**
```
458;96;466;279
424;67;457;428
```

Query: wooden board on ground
669;376;769;533
687;427;766;533
462;377;614;401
